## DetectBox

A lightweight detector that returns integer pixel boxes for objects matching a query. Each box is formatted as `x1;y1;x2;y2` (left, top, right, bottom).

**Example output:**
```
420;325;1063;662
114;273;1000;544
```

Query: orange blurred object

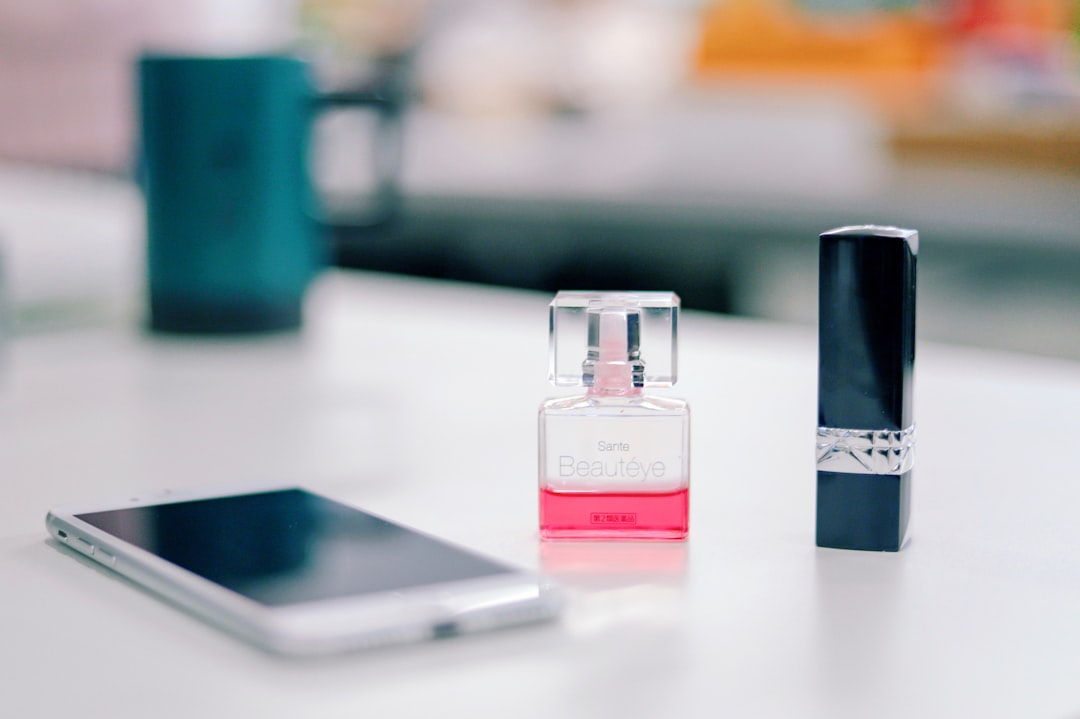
693;0;946;118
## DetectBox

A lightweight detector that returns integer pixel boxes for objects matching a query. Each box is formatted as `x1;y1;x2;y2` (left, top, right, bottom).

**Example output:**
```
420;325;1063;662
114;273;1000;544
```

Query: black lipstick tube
817;225;917;551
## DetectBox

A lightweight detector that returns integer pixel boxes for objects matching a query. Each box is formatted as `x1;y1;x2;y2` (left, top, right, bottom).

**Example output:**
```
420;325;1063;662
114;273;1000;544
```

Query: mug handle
313;54;408;236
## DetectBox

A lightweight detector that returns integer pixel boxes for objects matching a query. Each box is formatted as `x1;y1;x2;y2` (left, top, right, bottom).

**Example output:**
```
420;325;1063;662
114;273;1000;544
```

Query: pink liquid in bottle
539;487;689;540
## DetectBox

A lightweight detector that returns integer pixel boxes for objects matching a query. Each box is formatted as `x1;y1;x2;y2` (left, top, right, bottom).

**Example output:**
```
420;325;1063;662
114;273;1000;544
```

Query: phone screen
75;489;513;607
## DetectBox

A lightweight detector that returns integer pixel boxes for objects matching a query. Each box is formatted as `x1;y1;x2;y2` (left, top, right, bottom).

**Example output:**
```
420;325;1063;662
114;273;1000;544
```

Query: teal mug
139;54;402;333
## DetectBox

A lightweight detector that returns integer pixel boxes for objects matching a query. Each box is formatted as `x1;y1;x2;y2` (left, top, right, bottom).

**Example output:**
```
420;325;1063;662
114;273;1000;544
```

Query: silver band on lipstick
816;426;916;475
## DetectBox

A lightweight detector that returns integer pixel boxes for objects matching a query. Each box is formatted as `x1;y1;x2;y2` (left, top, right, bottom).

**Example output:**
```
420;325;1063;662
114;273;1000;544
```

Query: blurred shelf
892;118;1080;174
326;100;1080;255
324;102;1080;359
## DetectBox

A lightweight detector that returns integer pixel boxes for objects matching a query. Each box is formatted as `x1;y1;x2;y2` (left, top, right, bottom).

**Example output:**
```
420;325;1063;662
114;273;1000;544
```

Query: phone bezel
45;482;562;656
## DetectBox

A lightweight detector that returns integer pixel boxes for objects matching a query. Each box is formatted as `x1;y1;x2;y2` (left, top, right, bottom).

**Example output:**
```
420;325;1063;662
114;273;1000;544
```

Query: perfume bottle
539;292;690;540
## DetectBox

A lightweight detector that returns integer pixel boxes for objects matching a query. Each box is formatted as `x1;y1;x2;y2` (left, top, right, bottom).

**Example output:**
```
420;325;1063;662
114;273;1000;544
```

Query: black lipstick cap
816;225;917;552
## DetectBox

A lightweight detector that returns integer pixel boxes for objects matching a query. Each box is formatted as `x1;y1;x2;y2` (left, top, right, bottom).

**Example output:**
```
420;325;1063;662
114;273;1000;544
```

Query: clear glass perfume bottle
539;292;690;540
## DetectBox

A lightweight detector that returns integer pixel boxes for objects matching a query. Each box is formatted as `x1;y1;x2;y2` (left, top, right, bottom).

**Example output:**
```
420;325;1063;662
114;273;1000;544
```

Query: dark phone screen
76;489;512;607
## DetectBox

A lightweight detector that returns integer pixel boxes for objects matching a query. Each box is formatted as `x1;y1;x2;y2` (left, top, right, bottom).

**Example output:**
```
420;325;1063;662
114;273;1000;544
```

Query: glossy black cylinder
817;225;917;552
818;226;916;429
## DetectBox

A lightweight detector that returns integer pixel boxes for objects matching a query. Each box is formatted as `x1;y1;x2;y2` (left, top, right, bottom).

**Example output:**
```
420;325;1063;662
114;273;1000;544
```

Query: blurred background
1;0;1078;357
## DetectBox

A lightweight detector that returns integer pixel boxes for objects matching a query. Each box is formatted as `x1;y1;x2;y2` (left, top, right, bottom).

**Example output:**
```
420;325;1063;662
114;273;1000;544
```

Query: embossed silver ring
816;426;916;475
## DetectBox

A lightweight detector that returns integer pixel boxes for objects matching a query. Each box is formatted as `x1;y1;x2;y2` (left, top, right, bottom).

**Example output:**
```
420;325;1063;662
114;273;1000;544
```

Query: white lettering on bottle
558;456;666;481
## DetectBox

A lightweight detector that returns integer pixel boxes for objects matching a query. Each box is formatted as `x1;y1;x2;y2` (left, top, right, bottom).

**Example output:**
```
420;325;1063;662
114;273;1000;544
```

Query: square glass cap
548;291;679;388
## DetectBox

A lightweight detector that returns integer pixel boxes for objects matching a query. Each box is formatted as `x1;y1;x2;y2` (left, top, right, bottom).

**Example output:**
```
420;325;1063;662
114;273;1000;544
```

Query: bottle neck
586;359;644;397
587;384;644;398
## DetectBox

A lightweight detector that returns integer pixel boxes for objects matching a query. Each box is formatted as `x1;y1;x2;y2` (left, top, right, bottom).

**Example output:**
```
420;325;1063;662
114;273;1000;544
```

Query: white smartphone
46;484;562;656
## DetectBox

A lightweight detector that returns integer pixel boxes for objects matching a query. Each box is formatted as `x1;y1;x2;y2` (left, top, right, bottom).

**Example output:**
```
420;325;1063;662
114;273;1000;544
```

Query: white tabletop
3;271;1080;718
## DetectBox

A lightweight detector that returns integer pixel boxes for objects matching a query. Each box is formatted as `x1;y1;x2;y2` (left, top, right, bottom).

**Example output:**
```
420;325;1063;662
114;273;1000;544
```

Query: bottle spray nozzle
583;307;645;392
